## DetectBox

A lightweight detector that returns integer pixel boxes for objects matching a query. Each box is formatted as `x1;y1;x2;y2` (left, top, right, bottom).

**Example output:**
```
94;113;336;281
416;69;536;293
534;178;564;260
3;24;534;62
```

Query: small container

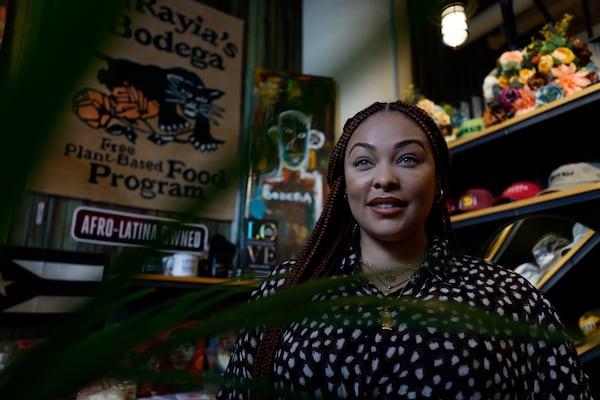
161;253;199;277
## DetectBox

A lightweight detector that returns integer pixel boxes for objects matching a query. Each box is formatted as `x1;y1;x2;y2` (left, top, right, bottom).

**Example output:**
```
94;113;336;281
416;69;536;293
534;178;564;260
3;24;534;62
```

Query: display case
448;83;600;366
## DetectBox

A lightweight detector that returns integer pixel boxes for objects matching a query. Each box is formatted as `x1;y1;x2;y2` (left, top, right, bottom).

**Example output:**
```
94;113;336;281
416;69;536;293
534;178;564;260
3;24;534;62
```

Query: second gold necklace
360;260;420;330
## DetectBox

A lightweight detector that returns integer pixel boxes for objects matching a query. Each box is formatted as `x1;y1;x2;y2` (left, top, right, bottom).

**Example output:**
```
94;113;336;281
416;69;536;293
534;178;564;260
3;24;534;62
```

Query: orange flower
73;88;112;128
551;63;592;96
518;68;535;85
73;85;159;128
497;75;509;88
552;47;575;64
537;54;554;74
110;85;159;120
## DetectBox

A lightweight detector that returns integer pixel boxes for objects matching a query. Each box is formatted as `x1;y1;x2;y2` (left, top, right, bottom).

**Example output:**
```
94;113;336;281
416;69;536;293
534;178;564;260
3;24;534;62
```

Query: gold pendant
381;307;393;330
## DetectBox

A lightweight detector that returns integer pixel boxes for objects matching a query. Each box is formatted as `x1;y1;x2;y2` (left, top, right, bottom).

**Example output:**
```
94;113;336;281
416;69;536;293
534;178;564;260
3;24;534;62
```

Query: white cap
539;162;600;195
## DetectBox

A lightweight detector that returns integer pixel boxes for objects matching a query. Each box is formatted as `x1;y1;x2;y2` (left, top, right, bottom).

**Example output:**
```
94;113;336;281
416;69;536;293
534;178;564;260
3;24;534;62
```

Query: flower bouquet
403;84;467;140
482;13;599;127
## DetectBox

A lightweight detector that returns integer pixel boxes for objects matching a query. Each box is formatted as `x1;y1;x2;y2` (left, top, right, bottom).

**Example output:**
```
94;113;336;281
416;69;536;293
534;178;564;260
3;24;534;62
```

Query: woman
216;101;593;399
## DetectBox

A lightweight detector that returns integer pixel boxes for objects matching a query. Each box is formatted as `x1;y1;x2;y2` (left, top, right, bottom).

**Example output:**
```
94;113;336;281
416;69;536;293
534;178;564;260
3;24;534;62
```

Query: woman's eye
354;158;372;168
398;154;418;165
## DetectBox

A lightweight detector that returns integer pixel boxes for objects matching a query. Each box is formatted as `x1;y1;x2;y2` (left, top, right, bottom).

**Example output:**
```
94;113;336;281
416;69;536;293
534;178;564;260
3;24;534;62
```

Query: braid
250;325;284;399
295;176;357;281
250;100;454;393
250;177;356;394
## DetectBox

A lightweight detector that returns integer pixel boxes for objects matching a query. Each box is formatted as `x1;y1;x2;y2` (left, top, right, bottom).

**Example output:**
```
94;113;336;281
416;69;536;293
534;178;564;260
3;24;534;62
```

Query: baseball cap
538;162;600;195
446;197;459;215
579;309;600;336
457;188;494;212
492;181;543;205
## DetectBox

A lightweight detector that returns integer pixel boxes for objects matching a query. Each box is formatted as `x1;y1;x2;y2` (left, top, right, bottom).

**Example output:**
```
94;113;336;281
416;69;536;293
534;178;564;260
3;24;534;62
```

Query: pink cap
492;181;542;205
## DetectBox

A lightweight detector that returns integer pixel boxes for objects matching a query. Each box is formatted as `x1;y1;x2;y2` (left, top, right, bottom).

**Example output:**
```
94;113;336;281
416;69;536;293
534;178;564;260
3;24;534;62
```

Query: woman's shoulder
444;253;564;318
428;240;539;294
249;259;297;300
451;253;545;298
455;253;529;280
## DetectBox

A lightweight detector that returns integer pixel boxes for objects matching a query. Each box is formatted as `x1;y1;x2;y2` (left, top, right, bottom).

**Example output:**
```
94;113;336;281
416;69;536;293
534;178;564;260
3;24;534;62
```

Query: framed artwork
25;1;245;221
242;69;336;273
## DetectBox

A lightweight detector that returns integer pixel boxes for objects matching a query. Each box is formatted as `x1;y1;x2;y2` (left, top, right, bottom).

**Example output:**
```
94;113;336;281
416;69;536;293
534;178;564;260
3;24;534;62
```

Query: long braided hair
250;100;455;392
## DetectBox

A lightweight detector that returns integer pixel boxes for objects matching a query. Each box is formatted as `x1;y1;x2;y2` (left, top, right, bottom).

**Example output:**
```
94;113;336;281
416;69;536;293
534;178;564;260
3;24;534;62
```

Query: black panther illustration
73;54;225;151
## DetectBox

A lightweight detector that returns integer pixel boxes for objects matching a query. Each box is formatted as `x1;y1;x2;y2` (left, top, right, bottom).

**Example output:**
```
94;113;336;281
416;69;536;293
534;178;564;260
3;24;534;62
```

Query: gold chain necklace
360;260;420;330
360;260;419;295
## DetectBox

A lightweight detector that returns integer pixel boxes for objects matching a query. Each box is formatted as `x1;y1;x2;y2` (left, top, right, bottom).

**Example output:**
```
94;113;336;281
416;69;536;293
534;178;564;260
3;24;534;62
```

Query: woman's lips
368;197;408;214
368;197;407;207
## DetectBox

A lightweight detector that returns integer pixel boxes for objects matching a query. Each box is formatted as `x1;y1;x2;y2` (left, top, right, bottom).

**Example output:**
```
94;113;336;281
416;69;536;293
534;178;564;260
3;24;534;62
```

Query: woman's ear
434;188;445;204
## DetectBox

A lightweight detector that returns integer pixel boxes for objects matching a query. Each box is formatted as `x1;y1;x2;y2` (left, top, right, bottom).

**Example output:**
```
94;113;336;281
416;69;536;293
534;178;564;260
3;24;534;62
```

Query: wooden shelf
577;334;600;363
133;274;258;289
448;83;600;154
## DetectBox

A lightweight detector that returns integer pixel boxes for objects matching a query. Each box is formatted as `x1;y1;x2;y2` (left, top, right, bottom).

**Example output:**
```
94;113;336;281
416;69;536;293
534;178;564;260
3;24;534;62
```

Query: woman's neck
358;233;428;296
359;233;429;272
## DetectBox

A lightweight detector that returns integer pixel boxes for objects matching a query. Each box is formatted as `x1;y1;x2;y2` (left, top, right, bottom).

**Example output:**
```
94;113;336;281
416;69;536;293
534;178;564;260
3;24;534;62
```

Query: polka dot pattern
216;240;592;399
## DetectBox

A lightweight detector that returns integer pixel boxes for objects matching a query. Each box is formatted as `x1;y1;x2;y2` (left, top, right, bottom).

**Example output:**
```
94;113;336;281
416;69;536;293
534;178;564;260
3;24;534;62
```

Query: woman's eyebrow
393;139;425;150
348;139;425;155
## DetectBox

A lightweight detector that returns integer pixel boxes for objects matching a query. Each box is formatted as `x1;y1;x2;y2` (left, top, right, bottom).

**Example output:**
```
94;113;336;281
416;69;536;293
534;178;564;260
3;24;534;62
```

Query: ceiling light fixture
441;2;469;48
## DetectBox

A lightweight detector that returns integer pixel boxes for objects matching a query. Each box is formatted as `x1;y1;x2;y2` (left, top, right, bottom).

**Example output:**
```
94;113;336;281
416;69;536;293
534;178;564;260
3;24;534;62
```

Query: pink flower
513;87;536;116
499;50;524;69
551;63;592;95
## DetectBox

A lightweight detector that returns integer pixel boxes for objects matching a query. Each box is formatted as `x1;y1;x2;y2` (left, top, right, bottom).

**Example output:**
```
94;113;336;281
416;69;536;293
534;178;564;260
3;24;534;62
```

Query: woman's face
344;111;436;244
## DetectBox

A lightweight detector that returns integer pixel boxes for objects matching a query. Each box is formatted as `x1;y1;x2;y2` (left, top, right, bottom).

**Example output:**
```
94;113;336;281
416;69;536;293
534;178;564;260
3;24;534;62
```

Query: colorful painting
243;69;336;270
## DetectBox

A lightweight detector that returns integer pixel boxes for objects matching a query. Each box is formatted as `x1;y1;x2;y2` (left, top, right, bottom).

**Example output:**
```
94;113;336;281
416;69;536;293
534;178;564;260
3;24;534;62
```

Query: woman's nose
373;165;399;189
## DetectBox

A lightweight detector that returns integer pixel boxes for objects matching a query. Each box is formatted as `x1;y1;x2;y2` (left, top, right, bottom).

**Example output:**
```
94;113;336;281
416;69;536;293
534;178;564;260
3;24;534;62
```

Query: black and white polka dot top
217;239;593;399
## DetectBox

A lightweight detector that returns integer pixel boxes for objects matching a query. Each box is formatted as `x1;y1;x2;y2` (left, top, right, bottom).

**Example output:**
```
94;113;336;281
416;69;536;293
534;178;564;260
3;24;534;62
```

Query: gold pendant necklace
381;275;417;330
381;307;393;330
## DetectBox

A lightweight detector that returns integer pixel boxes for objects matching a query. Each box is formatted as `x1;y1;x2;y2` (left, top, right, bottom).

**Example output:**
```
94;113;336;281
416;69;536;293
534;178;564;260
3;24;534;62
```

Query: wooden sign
27;1;244;221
